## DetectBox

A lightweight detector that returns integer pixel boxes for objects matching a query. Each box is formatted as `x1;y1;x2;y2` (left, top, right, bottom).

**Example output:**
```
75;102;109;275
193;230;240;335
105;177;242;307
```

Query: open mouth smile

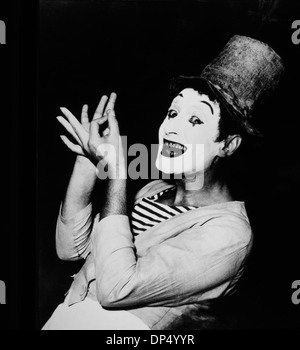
161;139;187;158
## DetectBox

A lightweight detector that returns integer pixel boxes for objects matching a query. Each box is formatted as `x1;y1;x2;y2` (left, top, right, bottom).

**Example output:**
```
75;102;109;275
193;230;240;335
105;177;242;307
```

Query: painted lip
161;138;187;158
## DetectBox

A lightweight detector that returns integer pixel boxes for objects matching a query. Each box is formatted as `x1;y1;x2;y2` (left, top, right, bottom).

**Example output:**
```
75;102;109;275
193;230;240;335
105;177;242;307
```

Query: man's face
155;88;222;176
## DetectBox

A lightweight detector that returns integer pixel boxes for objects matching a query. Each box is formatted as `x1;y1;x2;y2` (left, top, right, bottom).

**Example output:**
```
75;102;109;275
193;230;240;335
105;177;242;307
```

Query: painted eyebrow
177;94;214;114
200;101;214;115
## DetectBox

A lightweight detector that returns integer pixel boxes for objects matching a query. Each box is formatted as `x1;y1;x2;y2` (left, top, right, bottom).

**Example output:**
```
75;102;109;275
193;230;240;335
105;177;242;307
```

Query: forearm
56;203;94;260
101;179;127;219
93;177;129;299
91;214;250;309
55;93;121;260
56;156;97;260
61;156;97;218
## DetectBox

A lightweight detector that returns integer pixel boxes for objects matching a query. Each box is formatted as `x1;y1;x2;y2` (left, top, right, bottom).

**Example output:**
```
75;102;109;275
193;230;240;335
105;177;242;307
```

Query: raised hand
57;103;90;157
57;93;123;168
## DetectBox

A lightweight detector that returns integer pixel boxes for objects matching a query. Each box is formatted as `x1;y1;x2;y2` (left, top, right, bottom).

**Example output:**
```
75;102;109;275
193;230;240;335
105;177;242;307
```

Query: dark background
0;0;37;330
5;0;300;330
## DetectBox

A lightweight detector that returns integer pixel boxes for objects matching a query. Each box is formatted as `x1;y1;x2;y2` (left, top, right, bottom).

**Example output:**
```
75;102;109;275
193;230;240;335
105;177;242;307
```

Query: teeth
162;140;187;158
163;139;187;153
168;143;183;150
167;142;182;149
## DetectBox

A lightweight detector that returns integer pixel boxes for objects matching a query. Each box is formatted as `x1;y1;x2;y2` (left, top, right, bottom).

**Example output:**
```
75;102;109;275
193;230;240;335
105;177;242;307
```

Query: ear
219;135;242;158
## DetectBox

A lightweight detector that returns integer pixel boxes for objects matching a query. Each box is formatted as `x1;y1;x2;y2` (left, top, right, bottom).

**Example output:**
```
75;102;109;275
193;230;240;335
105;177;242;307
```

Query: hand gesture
57;93;123;168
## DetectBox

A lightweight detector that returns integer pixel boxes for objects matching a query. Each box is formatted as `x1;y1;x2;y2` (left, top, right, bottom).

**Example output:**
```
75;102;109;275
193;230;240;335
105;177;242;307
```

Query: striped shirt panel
131;187;197;235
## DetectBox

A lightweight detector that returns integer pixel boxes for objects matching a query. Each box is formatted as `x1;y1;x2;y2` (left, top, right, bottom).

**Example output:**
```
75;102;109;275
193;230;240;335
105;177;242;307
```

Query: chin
155;155;202;177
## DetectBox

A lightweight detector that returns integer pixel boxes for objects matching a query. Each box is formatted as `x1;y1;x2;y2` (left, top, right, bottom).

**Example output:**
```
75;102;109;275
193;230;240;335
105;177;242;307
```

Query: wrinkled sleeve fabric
55;203;95;260
93;214;252;309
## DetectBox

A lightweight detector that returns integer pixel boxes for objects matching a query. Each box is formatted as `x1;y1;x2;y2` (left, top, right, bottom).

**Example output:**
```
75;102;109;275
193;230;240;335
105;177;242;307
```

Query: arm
61;156;96;219
55;96;113;260
55;155;97;260
93;213;252;308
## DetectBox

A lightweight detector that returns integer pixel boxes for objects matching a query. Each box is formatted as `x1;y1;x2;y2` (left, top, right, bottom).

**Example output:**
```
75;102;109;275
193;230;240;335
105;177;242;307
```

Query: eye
167;109;178;119
189;115;203;127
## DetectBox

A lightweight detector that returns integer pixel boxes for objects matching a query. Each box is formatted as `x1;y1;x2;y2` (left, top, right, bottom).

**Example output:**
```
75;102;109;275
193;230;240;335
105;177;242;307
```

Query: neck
174;170;233;207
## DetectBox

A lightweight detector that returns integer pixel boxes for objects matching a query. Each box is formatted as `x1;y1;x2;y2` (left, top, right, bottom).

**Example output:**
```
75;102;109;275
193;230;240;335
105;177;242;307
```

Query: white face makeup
155;88;222;176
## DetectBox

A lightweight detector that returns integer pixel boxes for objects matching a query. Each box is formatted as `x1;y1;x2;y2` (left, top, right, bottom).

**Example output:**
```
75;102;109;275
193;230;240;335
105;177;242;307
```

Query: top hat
172;35;285;136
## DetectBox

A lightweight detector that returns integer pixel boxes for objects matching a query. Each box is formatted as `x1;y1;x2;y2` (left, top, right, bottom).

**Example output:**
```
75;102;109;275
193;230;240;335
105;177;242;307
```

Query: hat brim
170;75;263;137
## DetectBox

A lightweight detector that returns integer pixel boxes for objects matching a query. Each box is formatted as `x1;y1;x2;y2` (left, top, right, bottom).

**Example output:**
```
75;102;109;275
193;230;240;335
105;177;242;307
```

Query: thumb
67;270;88;306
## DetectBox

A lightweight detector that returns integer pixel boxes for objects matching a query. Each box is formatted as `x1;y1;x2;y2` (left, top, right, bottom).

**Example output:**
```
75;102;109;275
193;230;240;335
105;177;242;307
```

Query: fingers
81;104;89;125
93;95;108;121
107;108;120;137
89;113;109;140
60;107;88;144
57;116;83;146
92;92;117;121
60;92;118;153
104;92;117;115
89;109;119;141
100;92;118;137
60;135;85;156
102;127;110;137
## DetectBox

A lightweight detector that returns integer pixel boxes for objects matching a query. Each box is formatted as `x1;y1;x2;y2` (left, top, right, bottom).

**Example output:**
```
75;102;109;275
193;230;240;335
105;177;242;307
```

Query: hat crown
200;35;285;136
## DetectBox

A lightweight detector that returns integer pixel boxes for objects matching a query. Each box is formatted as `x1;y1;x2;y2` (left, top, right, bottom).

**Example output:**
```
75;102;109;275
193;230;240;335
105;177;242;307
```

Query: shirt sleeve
55;203;95;260
93;214;252;308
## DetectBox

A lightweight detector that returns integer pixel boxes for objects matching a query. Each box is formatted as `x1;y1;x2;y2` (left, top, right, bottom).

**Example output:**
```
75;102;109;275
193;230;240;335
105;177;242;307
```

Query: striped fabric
131;187;197;235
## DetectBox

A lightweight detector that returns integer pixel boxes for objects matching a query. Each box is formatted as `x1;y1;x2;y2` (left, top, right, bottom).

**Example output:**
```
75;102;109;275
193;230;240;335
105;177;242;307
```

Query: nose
164;117;179;136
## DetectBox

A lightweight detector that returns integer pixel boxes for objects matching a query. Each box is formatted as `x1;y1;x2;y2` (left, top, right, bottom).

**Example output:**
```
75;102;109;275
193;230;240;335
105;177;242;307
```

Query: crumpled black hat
172;35;285;136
